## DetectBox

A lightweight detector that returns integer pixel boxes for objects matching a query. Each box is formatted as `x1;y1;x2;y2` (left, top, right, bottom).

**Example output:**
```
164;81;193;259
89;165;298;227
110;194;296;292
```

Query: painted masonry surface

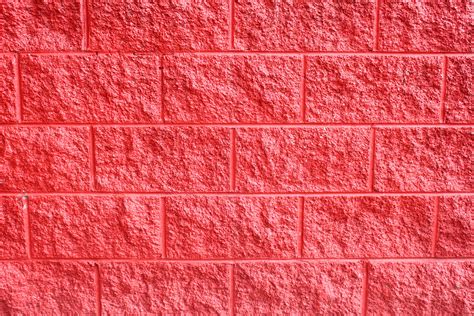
0;1;472;315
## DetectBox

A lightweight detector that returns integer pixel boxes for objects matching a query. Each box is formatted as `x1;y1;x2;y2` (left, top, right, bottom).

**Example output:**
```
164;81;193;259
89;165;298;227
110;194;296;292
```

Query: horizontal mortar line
1;192;473;197
0;123;473;128
2;51;473;57
0;257;472;264
170;51;474;57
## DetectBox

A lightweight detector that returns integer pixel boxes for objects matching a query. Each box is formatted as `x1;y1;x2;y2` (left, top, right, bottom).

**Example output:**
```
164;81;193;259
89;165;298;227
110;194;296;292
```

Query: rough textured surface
306;56;441;123
0;0;472;314
235;262;363;314
0;262;96;314
0;127;89;192
436;196;473;257
29;196;162;259
0;197;26;259
163;55;302;123
0;55;15;123
95;127;230;192
89;0;229;51
379;1;472;52
445;57;473;122
167;197;299;259
236;128;370;192
304;196;434;258
234;0;374;51
368;262;473;315
0;1;81;51
21;54;161;123
375;128;473;192
101;262;229;314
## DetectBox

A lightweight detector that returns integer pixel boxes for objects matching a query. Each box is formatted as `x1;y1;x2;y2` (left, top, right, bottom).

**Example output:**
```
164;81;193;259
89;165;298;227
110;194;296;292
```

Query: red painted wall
0;1;472;314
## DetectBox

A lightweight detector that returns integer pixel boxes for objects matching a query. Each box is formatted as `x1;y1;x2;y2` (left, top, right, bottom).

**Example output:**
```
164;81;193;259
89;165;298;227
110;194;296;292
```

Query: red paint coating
94;127;230;192
0;1;82;52
0;262;96;314
0;127;90;192
89;0;229;52
236;128;371;192
234;0;375;51
436;196;473;257
0;1;471;314
21;54;162;123
368;262;473;314
303;196;434;258
234;262;364;314
0;55;16;122
445;57;473;122
163;55;302;123
29;196;162;259
101;262;229;314
0;197;27;259
374;128;472;192
306;56;442;123
379;1;472;52
167;196;299;259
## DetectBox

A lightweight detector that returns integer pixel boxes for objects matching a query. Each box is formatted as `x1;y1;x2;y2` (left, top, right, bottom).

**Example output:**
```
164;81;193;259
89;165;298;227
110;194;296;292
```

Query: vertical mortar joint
89;126;97;191
95;263;102;316
228;263;236;316
297;197;305;258
300;56;308;122
440;56;448;123
230;129;237;191
229;0;235;49
368;128;376;192
431;196;441;257
14;53;22;123
373;0;381;51
361;261;369;316
81;0;90;50
22;194;32;259
161;197;167;258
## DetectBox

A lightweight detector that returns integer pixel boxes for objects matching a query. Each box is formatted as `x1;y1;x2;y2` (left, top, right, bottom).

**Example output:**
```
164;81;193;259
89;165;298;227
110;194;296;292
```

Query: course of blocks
0;1;472;314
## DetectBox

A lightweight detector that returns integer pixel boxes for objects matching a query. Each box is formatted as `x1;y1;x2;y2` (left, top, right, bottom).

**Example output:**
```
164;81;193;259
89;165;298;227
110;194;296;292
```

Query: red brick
0;262;96;314
236;128;370;192
30;196;162;259
379;1;472;52
163;55;302;123
235;262;363;314
0;197;27;259
101;262;229;314
21;54;161;123
89;0;229;51
167;196;299;259
306;56;442;123
374;128;472;192
445;57;473;123
0;1;81;51
0;55;16;123
234;0;375;51
95;127;230;192
304;196;434;258
436;196;473;257
0;127;90;192
368;262;473;315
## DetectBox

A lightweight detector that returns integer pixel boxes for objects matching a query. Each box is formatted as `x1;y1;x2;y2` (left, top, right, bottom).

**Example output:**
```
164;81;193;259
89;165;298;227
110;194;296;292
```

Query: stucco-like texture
0;0;471;314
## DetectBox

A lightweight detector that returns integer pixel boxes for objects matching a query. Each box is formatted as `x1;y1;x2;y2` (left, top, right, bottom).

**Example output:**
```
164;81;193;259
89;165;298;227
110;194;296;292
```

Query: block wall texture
0;0;472;315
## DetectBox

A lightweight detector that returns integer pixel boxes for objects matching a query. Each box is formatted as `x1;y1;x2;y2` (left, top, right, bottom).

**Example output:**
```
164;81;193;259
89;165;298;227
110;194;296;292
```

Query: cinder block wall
0;1;472;314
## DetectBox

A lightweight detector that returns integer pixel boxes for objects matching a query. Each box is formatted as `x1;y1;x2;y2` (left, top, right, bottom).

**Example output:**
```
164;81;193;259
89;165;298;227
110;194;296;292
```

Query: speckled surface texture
0;0;471;314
